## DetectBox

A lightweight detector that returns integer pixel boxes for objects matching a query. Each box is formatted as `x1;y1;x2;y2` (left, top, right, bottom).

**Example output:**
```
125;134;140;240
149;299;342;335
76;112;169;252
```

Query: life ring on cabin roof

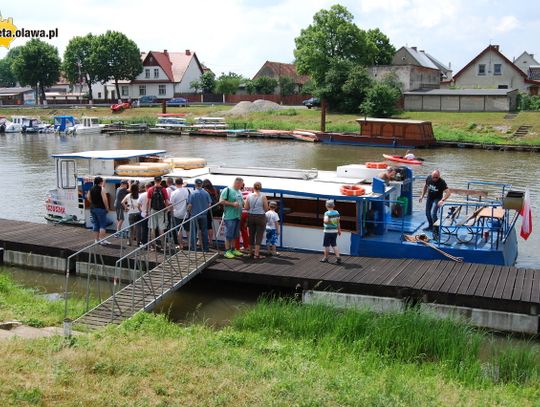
165;157;207;169
365;162;387;169
115;163;171;177
340;185;366;196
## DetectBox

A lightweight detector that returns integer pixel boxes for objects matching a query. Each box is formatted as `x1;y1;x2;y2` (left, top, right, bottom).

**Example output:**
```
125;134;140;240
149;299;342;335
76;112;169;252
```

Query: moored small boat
383;154;423;165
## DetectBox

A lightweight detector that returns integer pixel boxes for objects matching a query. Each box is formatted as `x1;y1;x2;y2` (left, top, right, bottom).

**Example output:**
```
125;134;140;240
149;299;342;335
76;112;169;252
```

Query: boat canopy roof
52;149;166;160
54;115;75;119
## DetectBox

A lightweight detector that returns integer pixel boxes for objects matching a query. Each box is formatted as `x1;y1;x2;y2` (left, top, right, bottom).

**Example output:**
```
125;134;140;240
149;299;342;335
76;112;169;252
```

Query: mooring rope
403;234;464;263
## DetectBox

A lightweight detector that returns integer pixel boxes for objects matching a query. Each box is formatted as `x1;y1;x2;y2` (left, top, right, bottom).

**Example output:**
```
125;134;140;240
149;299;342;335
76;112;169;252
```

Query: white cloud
0;0;538;77
495;15;520;33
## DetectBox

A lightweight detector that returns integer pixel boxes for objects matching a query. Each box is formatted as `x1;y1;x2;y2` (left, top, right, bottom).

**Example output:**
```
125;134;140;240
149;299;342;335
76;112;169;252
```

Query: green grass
0;281;539;406
2;105;540;144
0;272;92;327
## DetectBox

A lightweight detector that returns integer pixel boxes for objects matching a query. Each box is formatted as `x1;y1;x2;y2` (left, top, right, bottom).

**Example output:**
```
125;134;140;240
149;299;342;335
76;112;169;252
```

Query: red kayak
382;154;423;165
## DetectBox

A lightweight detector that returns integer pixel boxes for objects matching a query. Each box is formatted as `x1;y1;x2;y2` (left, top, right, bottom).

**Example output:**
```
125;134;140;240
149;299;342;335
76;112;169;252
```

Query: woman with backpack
146;176;170;251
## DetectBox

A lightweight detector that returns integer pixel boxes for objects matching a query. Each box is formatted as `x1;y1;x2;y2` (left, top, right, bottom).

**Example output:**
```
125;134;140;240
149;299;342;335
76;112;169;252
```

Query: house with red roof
442;45;540;95
112;49;204;100
252;61;309;94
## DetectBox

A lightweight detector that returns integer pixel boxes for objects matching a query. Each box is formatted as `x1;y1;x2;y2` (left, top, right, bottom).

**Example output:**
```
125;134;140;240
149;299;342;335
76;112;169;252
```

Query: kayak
382;154;423;165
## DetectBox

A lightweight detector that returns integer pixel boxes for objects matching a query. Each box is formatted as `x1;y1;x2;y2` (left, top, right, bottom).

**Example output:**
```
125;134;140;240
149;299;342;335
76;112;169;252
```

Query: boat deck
0;218;537;317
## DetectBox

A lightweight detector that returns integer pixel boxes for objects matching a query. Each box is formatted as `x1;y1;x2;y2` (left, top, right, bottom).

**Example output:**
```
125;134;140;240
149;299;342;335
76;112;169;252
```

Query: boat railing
62;196;190;322
359;198;408;239
103;203;221;323
435;201;514;250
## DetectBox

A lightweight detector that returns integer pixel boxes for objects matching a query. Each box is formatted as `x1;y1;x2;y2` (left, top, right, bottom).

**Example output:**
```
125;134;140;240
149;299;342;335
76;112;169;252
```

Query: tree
63;34;99;101
294;4;372;130
253;76;278;94
12;39;61;104
244;79;256;95
366;28;396;65
215;72;243;95
91;31;142;99
189;79;202;93
360;74;402;117
278;76;296;97
199;71;216;93
0;46;22;87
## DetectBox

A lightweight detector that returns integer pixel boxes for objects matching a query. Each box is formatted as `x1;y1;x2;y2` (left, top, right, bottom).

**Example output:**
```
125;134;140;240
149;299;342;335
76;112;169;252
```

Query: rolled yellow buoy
166;157;207;169
115;164;171;177
138;162;172;170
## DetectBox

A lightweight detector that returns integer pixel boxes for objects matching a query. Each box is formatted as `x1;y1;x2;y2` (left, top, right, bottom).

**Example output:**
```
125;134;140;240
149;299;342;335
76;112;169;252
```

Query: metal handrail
63;193;191;320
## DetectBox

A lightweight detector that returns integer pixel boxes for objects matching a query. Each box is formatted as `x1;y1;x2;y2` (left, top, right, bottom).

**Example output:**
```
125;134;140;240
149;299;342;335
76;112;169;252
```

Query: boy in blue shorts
321;200;342;264
265;201;280;256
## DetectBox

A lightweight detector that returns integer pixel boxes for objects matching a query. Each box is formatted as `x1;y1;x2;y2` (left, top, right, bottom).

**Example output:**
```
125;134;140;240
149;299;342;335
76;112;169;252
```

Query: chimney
531;54;535;59
493;45;499;51
411;46;417;51
163;49;168;54
185;49;191;55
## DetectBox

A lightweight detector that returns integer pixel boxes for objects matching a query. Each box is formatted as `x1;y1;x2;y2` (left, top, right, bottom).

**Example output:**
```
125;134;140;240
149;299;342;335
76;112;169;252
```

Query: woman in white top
244;181;269;259
122;183;142;246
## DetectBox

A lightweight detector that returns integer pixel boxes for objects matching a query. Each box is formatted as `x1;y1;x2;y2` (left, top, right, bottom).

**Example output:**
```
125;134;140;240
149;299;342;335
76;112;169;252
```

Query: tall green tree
366;28;396;65
294;4;372;130
189;79;202;93
361;74;402;117
12;39;61;104
278;76;297;97
253;76;278;94
62;34;98;101
199;71;216;93
215;72;243;96
91;31;142;99
0;46;22;87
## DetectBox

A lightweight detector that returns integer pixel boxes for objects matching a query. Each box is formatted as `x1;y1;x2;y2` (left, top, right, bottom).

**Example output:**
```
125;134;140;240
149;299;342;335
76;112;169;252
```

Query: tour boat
45;149;524;266
382;154;423;165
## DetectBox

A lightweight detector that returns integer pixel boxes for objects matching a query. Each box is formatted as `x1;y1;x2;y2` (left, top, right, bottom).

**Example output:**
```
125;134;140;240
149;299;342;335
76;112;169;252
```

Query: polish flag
520;189;532;240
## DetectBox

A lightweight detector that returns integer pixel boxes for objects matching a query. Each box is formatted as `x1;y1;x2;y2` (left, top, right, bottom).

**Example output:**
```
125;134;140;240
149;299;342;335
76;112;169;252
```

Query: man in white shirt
169;178;191;249
137;181;153;245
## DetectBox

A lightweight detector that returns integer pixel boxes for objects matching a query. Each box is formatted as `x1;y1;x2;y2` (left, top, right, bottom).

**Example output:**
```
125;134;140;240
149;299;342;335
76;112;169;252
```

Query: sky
1;0;539;77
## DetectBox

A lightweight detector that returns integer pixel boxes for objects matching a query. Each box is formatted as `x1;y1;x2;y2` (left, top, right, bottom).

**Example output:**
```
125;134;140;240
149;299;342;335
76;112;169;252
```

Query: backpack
150;186;166;211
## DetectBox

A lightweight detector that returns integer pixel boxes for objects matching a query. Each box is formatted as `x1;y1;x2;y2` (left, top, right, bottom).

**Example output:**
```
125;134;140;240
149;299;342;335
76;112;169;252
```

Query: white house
443;45;540;95
92;49;204;101
513;51;539;75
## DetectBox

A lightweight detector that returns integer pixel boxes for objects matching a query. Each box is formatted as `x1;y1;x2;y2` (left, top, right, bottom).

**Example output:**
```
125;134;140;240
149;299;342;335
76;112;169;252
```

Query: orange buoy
365;162;387;169
340;185;366;196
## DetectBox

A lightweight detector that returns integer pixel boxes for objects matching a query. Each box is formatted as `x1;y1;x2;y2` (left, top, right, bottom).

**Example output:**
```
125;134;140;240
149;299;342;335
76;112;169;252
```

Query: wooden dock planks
1;218;538;318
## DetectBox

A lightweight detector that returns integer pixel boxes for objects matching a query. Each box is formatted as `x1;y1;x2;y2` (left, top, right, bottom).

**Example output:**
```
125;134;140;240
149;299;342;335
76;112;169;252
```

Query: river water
0;132;538;267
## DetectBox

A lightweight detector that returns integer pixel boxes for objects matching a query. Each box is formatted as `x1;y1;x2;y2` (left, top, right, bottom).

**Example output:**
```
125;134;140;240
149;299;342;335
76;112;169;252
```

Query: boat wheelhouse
72;117;104;134
46;150;522;266
317;118;436;148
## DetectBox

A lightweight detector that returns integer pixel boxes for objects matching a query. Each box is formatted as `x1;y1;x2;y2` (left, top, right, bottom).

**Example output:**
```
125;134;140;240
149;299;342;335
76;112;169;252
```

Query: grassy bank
0;272;91;327
0;271;539;406
2;104;540;144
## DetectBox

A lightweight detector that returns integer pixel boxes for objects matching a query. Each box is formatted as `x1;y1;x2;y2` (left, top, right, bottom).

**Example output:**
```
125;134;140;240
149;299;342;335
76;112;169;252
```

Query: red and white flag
520;189;532;240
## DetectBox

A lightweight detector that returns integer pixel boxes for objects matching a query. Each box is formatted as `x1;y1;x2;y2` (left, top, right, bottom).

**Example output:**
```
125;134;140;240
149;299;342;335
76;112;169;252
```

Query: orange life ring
340;185;366;196
365;162;387;169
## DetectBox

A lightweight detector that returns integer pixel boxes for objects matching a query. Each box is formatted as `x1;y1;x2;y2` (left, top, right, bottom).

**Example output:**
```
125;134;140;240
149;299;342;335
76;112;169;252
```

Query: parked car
166;97;189;107
302;97;320;109
136;95;158;107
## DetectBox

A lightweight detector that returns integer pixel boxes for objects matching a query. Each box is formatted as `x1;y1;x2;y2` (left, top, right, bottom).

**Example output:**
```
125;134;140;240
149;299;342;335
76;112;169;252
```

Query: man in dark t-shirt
419;170;451;231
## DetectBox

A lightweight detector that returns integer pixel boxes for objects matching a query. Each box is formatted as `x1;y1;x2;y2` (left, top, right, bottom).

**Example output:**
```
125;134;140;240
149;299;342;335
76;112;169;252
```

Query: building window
145;69;150;79
154;68;159;78
494;64;502;76
121;86;129;96
139;85;146;96
158;84;166;95
478;64;486;75
498;85;508;89
97;92;102;99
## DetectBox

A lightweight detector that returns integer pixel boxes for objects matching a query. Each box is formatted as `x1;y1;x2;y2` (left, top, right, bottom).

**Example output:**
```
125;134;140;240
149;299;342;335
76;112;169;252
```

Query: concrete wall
451;49;529;92
404;94;515;111
369;65;440;91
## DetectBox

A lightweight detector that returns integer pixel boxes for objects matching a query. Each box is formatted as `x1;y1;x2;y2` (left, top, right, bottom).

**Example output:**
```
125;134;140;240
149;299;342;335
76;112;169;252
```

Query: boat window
58;160;76;189
270;195;357;232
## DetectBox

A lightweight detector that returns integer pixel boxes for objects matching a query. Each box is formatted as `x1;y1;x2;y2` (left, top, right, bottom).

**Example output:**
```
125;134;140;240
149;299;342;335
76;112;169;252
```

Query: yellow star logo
0;15;17;48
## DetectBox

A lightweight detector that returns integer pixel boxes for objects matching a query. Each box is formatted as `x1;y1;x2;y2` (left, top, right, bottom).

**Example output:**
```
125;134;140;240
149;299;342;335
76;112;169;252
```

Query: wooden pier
0;218;538;326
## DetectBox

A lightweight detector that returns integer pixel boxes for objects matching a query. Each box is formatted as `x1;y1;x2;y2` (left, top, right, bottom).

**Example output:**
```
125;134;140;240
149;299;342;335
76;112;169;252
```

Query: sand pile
224;99;283;116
